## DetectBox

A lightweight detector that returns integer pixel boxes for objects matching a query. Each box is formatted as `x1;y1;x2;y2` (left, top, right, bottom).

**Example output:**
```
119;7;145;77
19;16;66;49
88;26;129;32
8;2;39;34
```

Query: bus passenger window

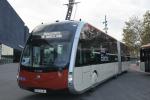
75;44;83;67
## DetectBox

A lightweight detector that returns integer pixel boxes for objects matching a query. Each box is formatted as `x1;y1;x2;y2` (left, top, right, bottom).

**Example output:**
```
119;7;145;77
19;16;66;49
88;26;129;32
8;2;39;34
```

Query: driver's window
21;45;32;66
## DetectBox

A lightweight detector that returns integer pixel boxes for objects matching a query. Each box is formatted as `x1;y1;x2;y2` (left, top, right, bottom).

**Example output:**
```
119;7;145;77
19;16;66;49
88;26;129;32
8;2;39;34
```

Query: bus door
145;49;150;72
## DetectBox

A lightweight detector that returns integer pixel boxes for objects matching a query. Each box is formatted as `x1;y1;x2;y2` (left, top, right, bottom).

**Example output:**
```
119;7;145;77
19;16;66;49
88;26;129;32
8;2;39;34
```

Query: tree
122;17;143;57
141;10;150;45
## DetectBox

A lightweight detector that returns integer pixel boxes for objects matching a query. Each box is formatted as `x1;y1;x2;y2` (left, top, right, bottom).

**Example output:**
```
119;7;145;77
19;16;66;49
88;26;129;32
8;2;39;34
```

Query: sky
7;0;150;41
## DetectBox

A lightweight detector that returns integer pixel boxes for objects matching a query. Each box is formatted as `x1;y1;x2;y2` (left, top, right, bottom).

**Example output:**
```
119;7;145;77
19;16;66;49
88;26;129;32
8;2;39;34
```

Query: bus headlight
17;75;19;79
68;75;73;82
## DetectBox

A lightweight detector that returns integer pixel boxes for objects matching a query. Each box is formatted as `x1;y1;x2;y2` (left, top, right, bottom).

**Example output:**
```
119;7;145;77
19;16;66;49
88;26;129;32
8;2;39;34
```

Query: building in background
0;0;29;64
1;44;13;56
0;44;13;64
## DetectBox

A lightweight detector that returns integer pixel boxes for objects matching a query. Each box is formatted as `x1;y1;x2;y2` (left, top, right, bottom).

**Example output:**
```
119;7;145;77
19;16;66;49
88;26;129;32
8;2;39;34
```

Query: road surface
0;63;150;100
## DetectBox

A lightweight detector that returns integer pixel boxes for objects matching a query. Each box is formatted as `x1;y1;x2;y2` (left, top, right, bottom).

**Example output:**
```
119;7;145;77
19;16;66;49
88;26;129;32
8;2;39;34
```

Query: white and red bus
18;21;131;94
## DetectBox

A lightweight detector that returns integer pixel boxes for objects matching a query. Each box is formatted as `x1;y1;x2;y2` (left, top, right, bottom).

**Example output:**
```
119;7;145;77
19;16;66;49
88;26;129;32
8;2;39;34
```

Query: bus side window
109;54;118;62
75;24;92;67
75;41;91;67
75;44;83;67
121;56;126;62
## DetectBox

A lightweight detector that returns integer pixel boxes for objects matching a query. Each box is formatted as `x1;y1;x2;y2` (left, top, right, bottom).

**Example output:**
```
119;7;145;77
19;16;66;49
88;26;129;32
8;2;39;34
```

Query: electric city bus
140;43;150;73
17;21;131;94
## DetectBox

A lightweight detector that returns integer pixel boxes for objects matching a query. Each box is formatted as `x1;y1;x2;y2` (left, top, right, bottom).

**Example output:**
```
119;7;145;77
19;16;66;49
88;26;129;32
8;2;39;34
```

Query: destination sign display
41;32;62;39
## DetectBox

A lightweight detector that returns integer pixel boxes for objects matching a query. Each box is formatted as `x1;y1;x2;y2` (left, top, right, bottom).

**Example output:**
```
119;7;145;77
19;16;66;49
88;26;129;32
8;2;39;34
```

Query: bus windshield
21;22;78;69
21;39;71;68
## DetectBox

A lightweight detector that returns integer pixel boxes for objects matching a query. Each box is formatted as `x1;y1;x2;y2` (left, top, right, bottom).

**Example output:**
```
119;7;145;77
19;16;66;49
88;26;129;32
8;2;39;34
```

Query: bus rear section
17;21;78;93
140;44;150;73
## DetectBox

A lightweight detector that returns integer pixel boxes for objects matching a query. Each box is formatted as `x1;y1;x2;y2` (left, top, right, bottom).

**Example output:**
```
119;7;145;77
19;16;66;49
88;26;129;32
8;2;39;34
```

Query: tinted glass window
21;39;71;68
75;24;118;67
21;22;78;69
120;43;130;61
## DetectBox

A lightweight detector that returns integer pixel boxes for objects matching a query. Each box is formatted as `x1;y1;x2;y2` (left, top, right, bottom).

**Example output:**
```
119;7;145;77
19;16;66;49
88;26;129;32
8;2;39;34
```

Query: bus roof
31;20;123;45
32;20;80;34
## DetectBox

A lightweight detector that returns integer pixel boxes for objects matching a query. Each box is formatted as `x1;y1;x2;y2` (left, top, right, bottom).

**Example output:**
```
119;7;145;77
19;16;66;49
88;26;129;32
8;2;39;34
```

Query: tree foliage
122;17;142;56
122;10;150;57
141;10;150;45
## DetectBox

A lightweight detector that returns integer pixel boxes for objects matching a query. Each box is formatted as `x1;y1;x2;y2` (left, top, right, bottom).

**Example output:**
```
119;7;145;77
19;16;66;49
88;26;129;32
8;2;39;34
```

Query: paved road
0;63;150;100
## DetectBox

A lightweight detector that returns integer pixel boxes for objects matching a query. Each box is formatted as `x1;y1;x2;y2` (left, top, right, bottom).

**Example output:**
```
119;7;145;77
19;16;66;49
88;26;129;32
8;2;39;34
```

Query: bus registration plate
34;89;47;93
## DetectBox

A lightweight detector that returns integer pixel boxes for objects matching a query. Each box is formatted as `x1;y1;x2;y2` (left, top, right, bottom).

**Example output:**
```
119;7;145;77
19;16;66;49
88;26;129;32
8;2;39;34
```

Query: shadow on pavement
19;91;94;100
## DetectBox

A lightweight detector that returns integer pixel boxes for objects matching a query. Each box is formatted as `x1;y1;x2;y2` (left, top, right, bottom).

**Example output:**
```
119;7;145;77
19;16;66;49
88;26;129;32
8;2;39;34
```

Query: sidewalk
130;63;141;72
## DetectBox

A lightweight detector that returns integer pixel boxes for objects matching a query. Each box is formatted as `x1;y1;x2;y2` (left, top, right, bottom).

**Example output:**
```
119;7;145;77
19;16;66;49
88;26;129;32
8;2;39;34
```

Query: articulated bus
17;21;131;94
140;43;150;73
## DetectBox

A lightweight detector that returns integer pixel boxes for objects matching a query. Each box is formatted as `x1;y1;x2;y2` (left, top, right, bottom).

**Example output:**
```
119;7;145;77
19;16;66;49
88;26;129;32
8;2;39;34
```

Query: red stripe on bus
19;69;68;90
